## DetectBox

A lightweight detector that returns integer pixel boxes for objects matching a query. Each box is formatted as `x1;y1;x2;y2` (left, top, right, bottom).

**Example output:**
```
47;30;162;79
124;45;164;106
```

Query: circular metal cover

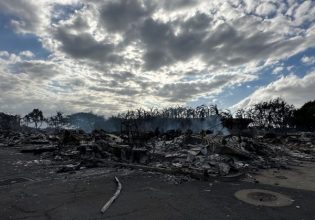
235;189;293;207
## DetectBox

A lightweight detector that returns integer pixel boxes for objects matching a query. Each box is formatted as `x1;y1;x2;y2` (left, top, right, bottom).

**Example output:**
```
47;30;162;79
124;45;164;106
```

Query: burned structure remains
1;100;315;181
1;108;314;180
0;113;20;131
1;101;315;218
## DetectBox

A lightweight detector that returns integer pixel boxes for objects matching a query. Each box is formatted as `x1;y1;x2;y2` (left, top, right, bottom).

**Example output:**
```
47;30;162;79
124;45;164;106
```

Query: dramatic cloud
0;0;44;34
0;0;314;116
54;28;118;62
99;0;153;32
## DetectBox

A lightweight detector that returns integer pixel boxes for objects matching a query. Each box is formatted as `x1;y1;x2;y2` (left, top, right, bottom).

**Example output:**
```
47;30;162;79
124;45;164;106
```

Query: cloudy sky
0;0;315;116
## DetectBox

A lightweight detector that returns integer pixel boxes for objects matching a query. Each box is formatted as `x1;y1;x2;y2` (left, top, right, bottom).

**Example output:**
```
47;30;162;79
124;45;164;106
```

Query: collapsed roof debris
1;121;314;181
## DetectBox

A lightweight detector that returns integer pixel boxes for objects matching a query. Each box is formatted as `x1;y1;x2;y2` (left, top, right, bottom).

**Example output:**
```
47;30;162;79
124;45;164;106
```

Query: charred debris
1;98;315;182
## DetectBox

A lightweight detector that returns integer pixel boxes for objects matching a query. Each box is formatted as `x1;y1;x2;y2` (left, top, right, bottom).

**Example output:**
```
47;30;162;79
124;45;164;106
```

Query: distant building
0;113;21;131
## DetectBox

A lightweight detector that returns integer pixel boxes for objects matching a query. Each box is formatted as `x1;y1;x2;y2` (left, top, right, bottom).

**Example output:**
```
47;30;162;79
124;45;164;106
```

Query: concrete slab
250;161;315;191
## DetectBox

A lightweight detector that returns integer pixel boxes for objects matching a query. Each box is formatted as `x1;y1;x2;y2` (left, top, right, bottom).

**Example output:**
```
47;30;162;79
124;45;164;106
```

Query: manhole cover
0;177;31;186
235;189;293;207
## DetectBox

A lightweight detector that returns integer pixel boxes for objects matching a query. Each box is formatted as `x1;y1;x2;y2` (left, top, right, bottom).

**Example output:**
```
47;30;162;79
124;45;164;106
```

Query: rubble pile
146;133;290;176
1;128;315;179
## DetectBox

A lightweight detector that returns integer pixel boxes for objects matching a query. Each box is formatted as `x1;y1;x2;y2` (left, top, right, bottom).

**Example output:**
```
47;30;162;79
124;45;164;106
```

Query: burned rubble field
1;128;315;219
2;128;315;178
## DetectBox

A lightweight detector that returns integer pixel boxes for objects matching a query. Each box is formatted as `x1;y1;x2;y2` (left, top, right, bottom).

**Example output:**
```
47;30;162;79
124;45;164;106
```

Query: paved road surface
0;147;314;220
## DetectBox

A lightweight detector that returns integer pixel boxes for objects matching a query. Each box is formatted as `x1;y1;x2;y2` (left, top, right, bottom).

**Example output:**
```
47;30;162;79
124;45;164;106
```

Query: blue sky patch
0;14;50;59
52;3;85;24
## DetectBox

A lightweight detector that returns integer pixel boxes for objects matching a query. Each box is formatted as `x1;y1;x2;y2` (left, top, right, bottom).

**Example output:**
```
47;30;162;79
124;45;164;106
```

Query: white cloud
272;66;284;74
19;51;35;58
0;51;10;59
234;71;315;109
293;1;314;25
256;2;277;17
301;56;315;65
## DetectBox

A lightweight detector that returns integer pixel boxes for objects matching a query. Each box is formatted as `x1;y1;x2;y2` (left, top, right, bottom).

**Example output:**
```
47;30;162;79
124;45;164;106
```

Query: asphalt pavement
0;147;314;220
